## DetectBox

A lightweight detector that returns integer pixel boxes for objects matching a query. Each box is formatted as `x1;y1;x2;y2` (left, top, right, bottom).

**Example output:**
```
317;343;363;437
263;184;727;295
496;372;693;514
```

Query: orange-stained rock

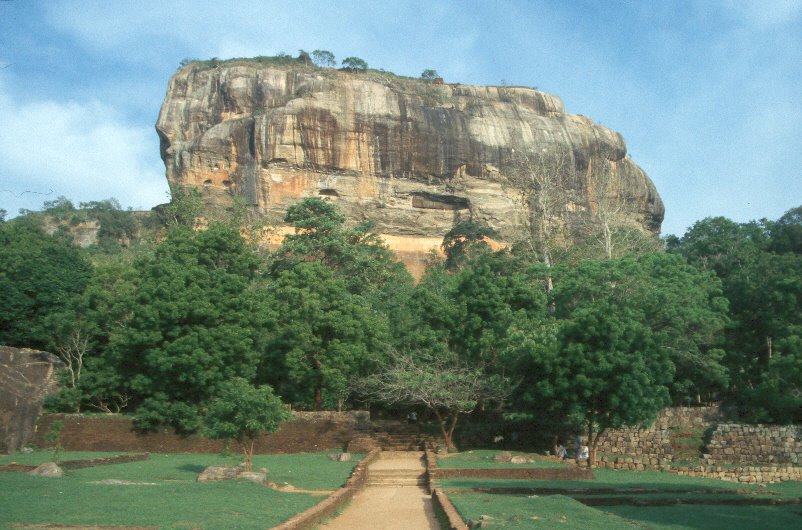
156;61;664;268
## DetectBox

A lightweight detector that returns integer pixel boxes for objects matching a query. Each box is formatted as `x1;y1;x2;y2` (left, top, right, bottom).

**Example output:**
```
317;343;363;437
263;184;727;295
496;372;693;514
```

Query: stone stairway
365;451;428;488
370;420;440;451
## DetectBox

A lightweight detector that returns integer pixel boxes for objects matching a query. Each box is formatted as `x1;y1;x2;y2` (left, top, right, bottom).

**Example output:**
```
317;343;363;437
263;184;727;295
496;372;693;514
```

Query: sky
0;1;800;236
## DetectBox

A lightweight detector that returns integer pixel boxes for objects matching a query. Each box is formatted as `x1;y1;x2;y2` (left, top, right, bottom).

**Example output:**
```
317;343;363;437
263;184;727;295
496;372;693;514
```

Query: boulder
29;462;63;477
494;451;513;463
196;465;242;482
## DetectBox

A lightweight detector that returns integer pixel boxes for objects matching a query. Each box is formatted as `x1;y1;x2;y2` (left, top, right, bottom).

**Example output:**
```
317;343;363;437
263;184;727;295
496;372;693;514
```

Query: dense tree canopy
5;194;798;444
669;207;802;421
121;224;266;432
260;262;390;410
0;219;92;350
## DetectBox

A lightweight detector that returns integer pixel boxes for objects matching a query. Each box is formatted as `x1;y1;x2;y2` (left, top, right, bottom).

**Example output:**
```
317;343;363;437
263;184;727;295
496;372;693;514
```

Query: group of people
554;436;589;462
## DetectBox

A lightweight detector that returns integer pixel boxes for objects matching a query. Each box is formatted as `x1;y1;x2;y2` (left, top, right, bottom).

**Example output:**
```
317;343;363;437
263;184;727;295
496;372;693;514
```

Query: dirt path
318;451;441;530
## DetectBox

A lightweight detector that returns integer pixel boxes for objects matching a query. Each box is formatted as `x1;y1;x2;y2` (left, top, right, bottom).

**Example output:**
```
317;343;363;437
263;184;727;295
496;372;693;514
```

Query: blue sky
1;1;800;236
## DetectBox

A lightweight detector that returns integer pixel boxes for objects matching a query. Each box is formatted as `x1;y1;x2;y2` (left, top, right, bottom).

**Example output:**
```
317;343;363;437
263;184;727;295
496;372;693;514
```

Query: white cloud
0;81;168;216
717;0;802;28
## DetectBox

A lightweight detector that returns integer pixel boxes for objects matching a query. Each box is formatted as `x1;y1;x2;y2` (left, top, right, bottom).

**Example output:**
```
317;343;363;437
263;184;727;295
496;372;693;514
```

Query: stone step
365;479;427;488
369;469;426;477
379;450;425;459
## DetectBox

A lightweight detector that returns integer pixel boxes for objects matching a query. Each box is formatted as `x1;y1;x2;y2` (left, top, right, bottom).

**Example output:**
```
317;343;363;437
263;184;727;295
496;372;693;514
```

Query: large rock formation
157;61;663;272
0;346;63;452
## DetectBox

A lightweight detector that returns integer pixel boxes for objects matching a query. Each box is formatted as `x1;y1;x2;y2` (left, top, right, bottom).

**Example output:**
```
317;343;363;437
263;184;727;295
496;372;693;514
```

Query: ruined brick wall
33;411;372;454
707;424;802;465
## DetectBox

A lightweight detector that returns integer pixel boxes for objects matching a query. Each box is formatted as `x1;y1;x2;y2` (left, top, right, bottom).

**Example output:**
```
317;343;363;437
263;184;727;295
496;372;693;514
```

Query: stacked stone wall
707;424;801;465
671;464;802;484
595;407;722;459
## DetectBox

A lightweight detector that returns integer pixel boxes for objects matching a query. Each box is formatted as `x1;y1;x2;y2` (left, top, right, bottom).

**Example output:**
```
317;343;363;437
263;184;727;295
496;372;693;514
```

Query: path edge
271;448;381;530
426;448;469;530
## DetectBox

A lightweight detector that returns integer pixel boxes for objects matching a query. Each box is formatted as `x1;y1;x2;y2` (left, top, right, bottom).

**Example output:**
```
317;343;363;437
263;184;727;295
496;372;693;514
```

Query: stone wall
595;407;723;459
671;464;802;484
707;424;802;465
32;411;372;454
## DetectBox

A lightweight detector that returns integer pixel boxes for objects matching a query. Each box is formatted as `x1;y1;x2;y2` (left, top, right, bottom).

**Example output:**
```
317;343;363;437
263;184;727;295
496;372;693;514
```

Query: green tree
79;198;138;250
341;56;368;71
0;219;91;350
768;206;802;255
261;262;389;410
159;187;204;227
355;349;512;450
312;49;336;67
670;209;802;418
420;69;439;81
271;197;412;296
441;220;497;271
549;306;672;466
45;259;140;414
552;254;728;404
297;49;312;65
204;378;291;472
120;224;266;432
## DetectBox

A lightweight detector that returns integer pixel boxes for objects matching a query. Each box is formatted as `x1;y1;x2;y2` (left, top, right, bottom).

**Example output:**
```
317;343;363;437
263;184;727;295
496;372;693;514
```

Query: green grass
441;466;802;529
449;492;802;530
437;449;568;469
0;472;319;529
0;451;363;529
603;504;802;529
448;493;637;529
441;468;768;493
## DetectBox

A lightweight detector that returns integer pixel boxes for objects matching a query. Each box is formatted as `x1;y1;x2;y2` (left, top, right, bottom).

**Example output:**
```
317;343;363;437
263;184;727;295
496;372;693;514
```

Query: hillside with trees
1;198;800;459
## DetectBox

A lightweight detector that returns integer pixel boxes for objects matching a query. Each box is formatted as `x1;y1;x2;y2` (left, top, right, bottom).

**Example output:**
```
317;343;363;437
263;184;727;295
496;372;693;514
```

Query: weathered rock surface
157;61;663;271
29;462;64;477
196;464;243;481
0;346;63;452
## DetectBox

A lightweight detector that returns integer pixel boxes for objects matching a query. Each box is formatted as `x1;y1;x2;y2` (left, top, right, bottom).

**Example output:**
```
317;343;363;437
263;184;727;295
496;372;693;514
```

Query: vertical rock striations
156;61;663;269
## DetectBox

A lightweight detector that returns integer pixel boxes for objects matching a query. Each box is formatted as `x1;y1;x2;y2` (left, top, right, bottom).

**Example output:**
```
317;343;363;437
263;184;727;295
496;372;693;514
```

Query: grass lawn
0;450;362;529
437;449;568;469
441;465;802;529
449;493;637;529
603;504;802;529
441;468;770;494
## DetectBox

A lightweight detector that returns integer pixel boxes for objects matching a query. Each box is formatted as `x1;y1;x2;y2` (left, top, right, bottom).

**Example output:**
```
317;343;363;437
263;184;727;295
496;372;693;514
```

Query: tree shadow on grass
178;464;207;474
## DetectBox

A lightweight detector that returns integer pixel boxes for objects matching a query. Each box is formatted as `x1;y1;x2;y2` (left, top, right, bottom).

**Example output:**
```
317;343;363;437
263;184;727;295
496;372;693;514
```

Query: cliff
156;61;663;271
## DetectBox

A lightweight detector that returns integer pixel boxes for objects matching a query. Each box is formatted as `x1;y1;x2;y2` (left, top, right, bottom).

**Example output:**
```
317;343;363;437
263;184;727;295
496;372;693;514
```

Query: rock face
157;61;663;271
0;346;63;452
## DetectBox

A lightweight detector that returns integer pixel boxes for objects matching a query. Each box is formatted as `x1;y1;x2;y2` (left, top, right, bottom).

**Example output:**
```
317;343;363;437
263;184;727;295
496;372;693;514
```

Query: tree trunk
313;386;322;411
603;221;612;260
434;409;458;451
312;354;322;411
587;422;605;468
446;414;459;451
241;439;255;472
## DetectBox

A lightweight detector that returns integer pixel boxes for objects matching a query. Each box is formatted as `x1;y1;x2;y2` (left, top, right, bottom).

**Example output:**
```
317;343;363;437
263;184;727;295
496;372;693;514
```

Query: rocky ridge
156;61;663;272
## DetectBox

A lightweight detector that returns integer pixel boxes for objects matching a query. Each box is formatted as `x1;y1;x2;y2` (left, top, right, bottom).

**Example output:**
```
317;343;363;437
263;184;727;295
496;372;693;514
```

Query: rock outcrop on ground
0;346;63;452
157;60;664;271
